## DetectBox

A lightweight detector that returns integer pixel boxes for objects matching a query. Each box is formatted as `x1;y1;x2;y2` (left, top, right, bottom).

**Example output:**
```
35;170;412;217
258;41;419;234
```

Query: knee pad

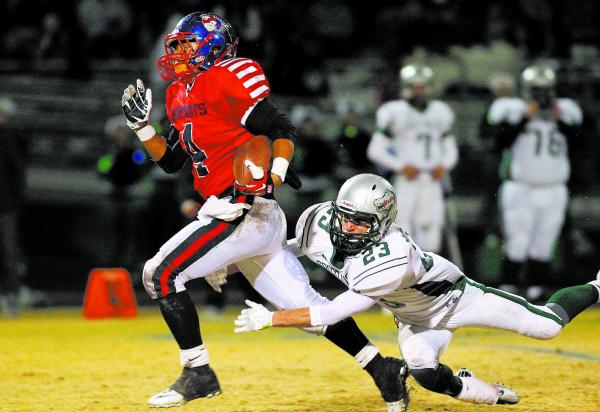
142;255;162;299
402;336;439;370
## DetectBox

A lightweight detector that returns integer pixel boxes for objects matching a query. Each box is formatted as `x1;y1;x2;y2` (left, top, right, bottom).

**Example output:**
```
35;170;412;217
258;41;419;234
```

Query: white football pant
499;180;568;262
142;196;329;312
393;173;444;252
398;279;563;370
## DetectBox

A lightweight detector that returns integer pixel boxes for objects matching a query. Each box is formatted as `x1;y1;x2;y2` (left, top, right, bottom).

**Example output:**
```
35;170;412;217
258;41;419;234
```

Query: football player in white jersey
487;64;583;300
367;64;458;253
234;174;600;407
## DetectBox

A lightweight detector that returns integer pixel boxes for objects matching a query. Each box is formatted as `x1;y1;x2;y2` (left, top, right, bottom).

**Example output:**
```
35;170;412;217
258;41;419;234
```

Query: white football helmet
330;174;397;254
521;64;556;108
400;63;433;101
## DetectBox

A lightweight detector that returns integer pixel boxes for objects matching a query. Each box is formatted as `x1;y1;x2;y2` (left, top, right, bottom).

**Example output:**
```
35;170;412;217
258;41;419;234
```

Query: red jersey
165;57;270;199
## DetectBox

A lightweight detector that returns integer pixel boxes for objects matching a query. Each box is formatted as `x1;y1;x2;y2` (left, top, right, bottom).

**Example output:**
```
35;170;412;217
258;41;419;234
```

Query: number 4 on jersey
182;122;209;177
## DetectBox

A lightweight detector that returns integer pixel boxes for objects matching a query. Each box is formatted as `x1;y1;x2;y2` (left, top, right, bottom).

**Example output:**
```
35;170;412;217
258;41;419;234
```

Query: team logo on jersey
373;190;395;213
171;103;207;121
201;15;221;31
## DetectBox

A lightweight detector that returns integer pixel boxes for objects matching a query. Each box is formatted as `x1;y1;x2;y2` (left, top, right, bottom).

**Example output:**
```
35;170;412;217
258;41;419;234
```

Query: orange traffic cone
82;268;138;319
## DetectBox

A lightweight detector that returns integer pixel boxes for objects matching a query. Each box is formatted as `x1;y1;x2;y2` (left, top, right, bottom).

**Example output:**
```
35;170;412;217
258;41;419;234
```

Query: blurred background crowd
1;0;600;314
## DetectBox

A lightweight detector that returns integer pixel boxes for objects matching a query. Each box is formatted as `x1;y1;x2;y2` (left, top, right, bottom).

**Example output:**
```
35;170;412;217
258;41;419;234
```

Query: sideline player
121;12;407;410
488;64;583;299
367;64;458;253
235;173;600;406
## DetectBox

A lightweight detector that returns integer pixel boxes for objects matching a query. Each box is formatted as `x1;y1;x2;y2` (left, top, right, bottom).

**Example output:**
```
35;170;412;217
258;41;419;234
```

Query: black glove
285;167;302;190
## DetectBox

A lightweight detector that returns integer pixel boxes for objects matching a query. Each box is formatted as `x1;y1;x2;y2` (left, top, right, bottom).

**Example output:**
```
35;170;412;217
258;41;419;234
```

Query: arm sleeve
367;132;402;171
367;104;402;170
286;238;304;257
557;98;583;141
557;121;582;141
155;125;190;174
245;98;297;143
441;135;459;169
492;119;528;151
309;290;378;326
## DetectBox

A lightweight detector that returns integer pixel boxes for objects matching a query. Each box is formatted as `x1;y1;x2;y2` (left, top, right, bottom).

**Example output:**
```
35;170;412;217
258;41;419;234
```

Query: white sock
180;344;209;368
355;343;379;368
455;375;499;404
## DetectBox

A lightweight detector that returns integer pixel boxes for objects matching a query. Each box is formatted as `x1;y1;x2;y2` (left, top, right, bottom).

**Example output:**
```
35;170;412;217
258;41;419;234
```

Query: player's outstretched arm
234;291;378;333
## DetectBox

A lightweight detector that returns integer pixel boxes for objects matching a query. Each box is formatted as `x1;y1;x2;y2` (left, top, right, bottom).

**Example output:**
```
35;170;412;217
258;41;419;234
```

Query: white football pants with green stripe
398;278;563;370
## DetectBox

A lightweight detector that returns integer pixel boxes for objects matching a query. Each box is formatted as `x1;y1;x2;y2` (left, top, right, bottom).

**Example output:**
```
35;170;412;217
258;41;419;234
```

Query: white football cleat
386;400;408;412
455;368;519;405
148;389;186;408
495;383;520;405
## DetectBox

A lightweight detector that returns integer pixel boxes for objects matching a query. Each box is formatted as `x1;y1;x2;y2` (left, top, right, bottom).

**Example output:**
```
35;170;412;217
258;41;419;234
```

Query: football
232;135;272;186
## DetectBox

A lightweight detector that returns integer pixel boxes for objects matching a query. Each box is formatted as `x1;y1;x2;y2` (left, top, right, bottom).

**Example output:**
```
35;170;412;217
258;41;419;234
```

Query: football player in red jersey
121;12;408;411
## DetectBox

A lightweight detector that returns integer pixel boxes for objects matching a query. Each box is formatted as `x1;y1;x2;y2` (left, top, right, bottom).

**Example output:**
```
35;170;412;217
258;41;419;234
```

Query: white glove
198;195;251;222
205;267;228;293
234;300;273;333
121;79;155;141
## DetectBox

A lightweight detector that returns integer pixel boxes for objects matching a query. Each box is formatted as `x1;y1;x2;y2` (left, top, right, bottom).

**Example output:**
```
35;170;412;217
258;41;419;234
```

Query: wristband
309;306;322;327
271;157;290;182
136;124;156;142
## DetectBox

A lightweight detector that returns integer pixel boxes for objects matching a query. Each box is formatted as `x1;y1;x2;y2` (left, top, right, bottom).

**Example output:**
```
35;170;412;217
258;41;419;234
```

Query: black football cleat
369;357;410;412
148;365;221;408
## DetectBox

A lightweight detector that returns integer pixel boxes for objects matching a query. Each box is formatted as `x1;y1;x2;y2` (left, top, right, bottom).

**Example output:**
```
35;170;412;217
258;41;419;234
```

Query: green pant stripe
465;278;564;326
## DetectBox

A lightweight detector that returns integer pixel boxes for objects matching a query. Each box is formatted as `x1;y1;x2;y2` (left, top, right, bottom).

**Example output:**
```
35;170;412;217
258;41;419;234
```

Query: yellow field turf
1;307;599;412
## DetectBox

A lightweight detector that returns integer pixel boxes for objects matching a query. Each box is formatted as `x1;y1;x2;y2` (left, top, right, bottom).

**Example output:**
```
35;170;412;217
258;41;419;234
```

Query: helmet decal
339;199;356;210
201;15;220;31
373;190;395;214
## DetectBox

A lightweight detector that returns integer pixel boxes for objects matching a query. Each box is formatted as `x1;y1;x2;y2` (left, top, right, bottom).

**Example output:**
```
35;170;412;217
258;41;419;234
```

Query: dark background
1;0;600;304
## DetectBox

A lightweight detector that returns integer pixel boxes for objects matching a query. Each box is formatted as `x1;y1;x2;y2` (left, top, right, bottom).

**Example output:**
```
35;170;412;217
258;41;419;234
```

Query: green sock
546;285;598;324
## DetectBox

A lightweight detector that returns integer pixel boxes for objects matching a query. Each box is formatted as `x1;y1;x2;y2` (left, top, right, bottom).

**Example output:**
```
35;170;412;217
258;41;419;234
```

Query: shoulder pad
430;100;455;130
349;240;408;297
376;100;407;128
214;58;269;93
557;98;583;125
295;202;330;248
488;97;526;125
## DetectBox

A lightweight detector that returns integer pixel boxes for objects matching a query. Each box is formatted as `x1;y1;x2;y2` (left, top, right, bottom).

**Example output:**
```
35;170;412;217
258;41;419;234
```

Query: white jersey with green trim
374;99;455;171
295;202;466;328
488;97;583;185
